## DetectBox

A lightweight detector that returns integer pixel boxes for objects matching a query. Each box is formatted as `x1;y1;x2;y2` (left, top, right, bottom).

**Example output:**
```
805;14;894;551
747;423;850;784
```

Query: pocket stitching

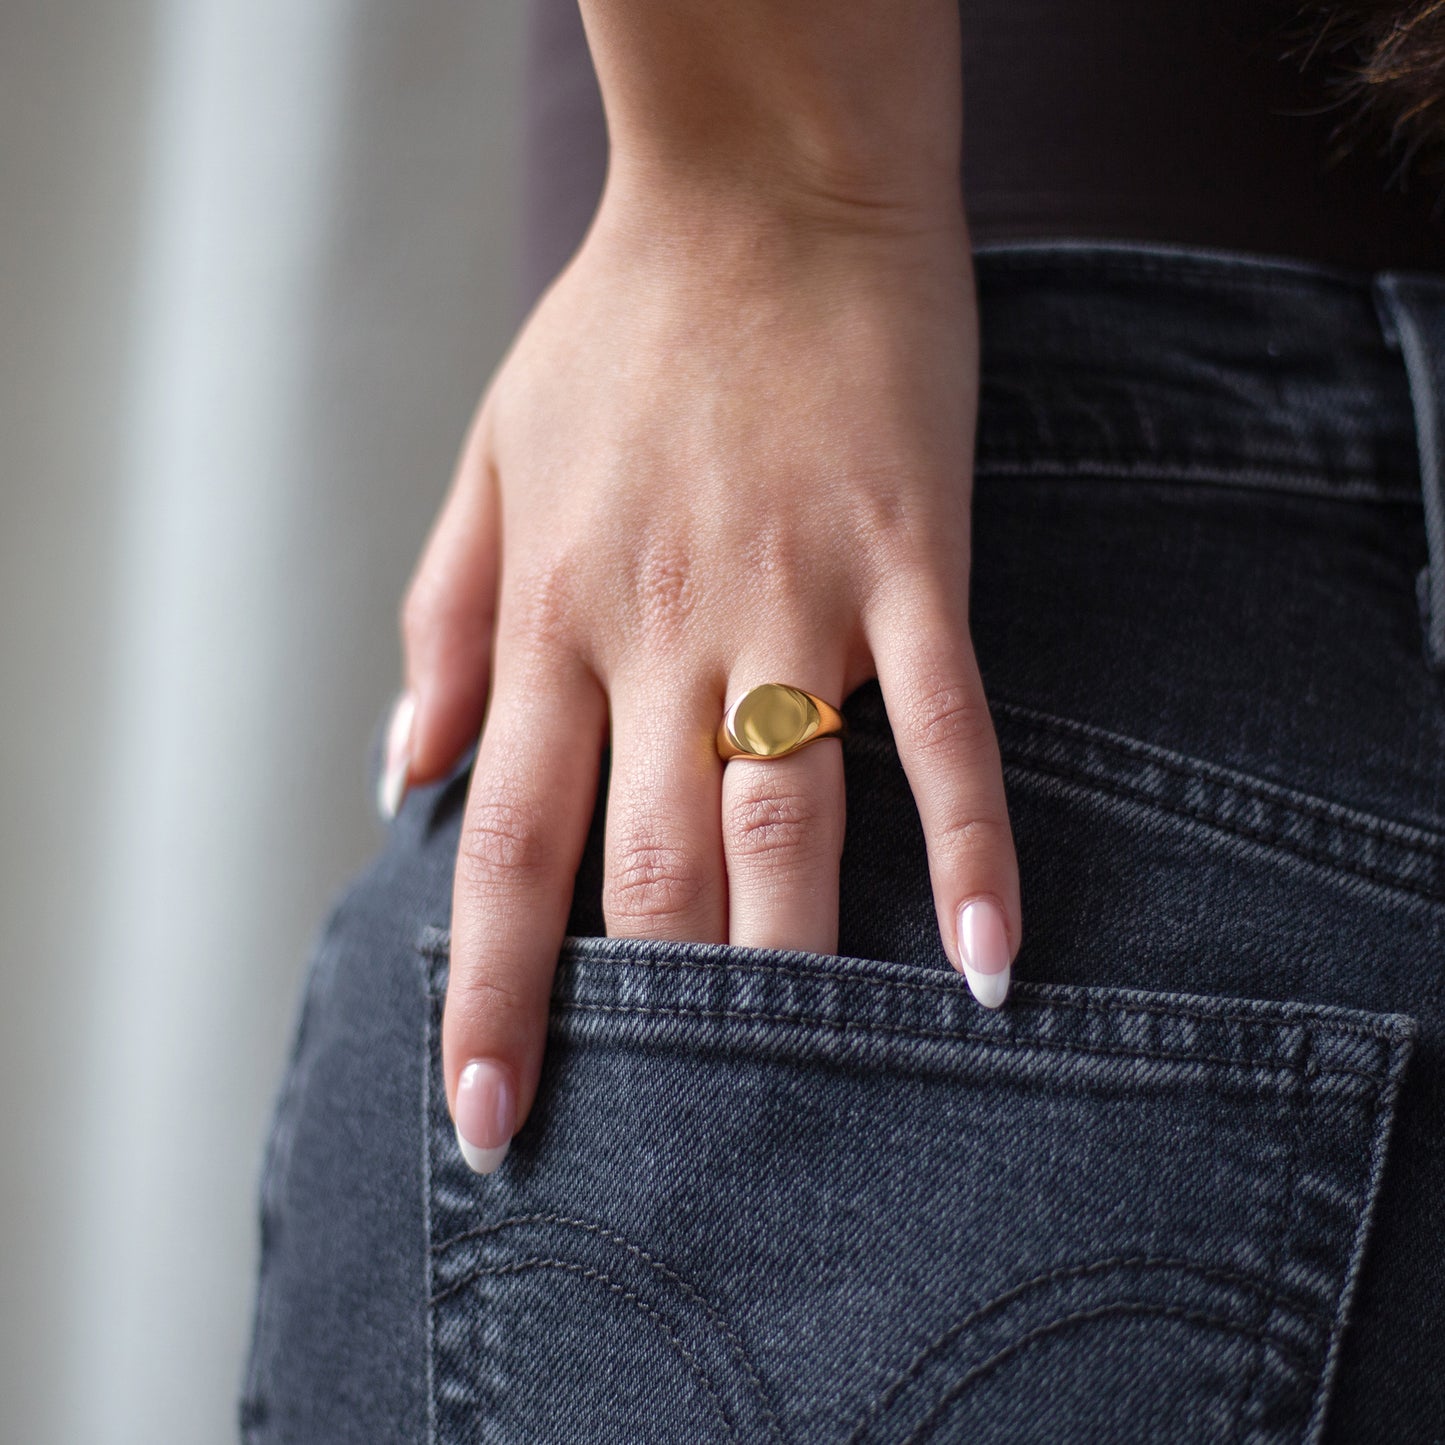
845;1252;1327;1445
884;1302;1313;1445
431;1256;742;1443
416;927;1412;1444
1230;1077;1305;1442
559;949;1403;1046
415;930;1412;1048
428;1212;783;1444
554;999;1393;1086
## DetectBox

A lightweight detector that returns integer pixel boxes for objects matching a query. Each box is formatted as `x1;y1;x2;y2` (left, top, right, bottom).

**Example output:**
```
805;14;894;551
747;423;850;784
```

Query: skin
392;0;1022;1160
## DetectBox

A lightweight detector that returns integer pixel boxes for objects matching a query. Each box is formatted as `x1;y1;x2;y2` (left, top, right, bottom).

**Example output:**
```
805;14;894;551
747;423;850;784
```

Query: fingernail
377;692;415;820
956;897;1011;1009
455;1059;514;1175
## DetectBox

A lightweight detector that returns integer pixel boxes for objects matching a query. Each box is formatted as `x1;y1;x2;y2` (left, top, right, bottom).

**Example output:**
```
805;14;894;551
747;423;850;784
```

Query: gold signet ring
716;683;846;762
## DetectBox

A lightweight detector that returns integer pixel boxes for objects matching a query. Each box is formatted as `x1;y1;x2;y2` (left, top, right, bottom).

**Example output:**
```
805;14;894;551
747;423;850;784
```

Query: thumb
382;415;501;818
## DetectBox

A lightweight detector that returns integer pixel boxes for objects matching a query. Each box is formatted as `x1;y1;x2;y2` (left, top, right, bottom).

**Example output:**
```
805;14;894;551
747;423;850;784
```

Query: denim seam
1231;1080;1306;1444
237;901;351;1442
848;706;1445;892
973;458;1420;504
894;1302;1312;1445
1266;1079;1308;1442
551;1000;1390;1085
552;954;1401;1048
428;1213;783;1444
1005;752;1445;905
429;1257;740;1442
1373;274;1445;669
422;980;439;1445
843;1254;1328;1444
1303;1019;1417;1443
975;236;1382;287
418;933;1406;1046
988;700;1445;857
978;248;1376;297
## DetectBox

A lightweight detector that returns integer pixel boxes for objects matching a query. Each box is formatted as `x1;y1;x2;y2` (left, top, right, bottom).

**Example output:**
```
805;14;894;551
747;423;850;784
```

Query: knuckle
740;521;813;614
449;969;529;1029
629;537;698;645
603;838;709;927
401;569;493;673
400;568;450;650
401;560;497;661
906;678;995;767
850;486;961;596
507;556;579;651
852;485;927;560
458;799;552;891
936;811;1014;866
725;786;827;866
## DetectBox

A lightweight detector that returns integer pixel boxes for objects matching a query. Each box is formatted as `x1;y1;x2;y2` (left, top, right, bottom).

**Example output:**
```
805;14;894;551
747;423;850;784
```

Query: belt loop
1373;271;1445;673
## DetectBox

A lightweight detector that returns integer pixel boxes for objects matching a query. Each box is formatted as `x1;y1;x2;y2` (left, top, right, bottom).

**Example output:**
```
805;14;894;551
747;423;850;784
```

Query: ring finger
721;665;847;954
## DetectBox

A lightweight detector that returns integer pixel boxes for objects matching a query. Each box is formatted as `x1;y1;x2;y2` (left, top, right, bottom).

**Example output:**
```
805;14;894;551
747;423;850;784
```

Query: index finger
444;647;607;1173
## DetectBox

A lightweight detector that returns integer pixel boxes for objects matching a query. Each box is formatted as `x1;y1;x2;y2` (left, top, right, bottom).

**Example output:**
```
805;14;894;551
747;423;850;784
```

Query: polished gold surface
716;683;846;761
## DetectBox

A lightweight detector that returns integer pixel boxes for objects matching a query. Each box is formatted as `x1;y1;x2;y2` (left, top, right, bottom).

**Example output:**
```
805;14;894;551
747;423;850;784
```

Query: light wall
0;3;526;1440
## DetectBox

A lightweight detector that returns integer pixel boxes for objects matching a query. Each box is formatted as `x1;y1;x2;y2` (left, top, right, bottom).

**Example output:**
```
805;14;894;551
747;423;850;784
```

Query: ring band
716;683;846;762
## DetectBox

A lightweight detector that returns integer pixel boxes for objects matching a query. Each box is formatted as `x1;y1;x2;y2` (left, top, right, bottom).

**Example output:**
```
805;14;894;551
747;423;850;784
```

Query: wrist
579;0;963;242
600;150;966;251
586;164;972;305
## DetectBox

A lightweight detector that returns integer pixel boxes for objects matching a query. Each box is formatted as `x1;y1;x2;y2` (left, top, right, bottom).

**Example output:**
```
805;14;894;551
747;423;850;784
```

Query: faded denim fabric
241;241;1445;1444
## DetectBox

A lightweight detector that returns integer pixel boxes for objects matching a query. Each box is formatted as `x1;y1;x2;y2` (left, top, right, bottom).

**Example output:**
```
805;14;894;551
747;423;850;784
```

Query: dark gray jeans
241;240;1445;1444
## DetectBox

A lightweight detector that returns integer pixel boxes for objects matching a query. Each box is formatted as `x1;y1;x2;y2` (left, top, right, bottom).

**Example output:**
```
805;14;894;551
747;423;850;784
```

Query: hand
387;190;1020;1173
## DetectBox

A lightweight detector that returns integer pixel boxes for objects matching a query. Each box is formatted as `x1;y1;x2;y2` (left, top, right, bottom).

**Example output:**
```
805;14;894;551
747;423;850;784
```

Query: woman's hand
387;181;1020;1174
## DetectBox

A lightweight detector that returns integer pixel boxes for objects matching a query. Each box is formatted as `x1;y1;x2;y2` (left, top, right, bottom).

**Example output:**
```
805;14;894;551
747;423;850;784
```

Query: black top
959;0;1444;269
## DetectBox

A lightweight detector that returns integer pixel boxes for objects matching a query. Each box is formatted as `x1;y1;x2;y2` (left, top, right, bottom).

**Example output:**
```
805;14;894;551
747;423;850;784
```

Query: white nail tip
456;1126;509;1176
962;962;1011;1009
377;756;408;821
377;693;415;821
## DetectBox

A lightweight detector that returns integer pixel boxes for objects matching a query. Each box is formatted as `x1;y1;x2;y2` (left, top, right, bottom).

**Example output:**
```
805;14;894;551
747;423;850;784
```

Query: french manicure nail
455;1059;514;1175
956;897;1011;1009
377;692;415;821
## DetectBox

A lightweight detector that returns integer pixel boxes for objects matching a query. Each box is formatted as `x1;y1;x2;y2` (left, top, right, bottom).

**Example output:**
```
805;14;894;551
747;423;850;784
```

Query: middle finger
603;684;728;943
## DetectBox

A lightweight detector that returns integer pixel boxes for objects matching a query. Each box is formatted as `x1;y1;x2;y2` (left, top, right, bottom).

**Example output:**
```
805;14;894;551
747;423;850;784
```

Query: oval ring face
726;684;822;759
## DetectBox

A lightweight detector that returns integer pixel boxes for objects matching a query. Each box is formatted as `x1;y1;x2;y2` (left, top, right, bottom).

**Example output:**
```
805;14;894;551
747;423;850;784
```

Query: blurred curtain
0;3;524;1440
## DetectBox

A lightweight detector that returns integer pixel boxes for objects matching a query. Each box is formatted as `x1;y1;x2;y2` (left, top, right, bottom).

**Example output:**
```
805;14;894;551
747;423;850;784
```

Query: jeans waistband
971;240;1445;671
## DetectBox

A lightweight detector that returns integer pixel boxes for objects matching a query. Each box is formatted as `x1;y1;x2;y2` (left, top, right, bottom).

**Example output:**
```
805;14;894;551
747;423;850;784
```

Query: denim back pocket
415;929;1412;1445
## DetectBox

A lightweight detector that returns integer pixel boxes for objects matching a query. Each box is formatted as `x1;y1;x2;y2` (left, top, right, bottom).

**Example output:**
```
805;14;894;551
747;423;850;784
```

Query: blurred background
1;3;539;1439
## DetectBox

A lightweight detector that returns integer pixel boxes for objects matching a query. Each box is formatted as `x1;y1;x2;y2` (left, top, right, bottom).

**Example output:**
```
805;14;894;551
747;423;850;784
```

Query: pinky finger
871;601;1020;1006
392;405;503;813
